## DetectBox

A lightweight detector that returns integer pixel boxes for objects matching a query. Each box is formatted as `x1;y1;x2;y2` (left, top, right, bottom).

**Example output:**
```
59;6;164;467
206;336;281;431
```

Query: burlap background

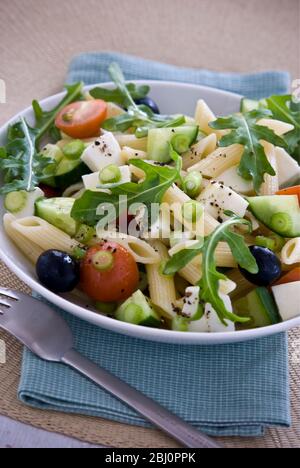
0;0;299;448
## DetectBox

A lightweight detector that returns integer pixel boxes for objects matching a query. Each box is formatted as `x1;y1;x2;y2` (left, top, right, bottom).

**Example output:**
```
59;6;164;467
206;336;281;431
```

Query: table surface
0;415;100;448
0;0;299;448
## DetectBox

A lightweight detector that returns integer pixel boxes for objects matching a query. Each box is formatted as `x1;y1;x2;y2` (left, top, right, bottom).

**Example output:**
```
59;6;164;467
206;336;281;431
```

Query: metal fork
0;287;221;449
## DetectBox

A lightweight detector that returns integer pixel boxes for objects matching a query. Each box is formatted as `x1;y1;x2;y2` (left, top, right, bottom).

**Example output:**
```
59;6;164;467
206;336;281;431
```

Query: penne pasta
281;238;300;265
63;183;85;198
120;146;148;164
169;241;237;268
146;240;177;318
182;134;217;170
6;216;80;254
3;214;44;264
178;262;202;285
194;99;226;139
187;144;244;178
258;118;294;136
259;142;279;195
94;230;160;264
163;184;218;236
114;134;148;151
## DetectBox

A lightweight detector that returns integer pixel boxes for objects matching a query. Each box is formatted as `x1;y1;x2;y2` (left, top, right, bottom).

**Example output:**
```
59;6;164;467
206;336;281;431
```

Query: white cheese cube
275;147;300;188
81;132;122;172
272;282;300;321
182;286;200;319
197;181;248;222
216;165;254;195
82;166;131;191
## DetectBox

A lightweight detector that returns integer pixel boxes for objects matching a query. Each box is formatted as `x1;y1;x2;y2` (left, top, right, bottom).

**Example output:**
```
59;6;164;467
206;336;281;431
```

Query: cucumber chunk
147;126;198;163
233;287;280;328
240;98;268;113
4;188;44;218
44;156;89;190
35;197;77;236
247;195;300;237
116;290;161;327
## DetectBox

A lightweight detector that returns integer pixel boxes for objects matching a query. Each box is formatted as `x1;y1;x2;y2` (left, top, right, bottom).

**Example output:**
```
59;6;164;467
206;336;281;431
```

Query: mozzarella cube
275;147;300;188
82;166;131;191
81;132;122;172
182;286;200;319
216;165;254;195
272;282;300;321
197;181;248;222
188;285;235;333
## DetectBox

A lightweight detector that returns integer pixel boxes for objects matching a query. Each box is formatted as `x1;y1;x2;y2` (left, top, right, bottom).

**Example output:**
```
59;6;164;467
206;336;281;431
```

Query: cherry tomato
274;267;300;286
277;185;300;204
80;242;139;302
55;100;108;139
39;184;62;198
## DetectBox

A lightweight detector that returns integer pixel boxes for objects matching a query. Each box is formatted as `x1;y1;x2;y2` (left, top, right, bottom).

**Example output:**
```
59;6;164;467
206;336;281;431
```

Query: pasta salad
1;63;300;333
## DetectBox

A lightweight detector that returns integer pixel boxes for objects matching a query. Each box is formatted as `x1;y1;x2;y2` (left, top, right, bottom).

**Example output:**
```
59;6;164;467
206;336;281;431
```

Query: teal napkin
19;53;291;437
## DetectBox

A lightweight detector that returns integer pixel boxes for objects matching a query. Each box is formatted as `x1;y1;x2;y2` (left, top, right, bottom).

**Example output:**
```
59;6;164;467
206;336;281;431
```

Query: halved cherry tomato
274;267;300;286
276;186;300;204
80;242;139;302
39;184;62;198
55;100;108;139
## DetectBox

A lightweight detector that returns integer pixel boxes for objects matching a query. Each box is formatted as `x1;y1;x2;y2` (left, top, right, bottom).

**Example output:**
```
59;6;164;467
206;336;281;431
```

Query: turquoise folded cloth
67;51;290;98
19;52;291;437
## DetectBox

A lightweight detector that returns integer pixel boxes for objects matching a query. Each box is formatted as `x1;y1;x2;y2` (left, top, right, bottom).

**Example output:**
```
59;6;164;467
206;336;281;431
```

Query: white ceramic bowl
1;81;299;345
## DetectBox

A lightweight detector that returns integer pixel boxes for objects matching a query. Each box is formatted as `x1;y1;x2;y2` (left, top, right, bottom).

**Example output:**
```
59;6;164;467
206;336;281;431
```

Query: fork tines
0;287;19;300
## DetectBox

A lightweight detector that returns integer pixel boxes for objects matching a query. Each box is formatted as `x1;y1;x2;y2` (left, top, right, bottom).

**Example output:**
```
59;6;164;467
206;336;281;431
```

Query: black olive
36;250;80;293
134;97;160;114
239;245;282;287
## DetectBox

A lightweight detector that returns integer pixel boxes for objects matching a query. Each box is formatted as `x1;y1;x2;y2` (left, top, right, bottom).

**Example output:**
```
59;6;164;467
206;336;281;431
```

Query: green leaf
163;241;203;276
99;63;185;138
89;83;150;107
71;145;182;226
210;109;287;193
266;95;300;163
32;82;83;148
0;118;51;194
164;215;258;325
200;217;257;325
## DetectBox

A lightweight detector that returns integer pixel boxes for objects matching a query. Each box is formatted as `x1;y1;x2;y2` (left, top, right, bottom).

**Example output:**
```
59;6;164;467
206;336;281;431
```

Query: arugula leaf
99;63;185;138
71;145;182;226
164;215;258;325
266;95;300;162
163;240;203;276
90;83;150;107
32;82;83;148
0;118;51;194
209;109;287;193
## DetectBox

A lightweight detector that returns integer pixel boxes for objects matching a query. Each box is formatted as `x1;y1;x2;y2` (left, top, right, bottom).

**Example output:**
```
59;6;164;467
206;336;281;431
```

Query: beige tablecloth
0;0;299;448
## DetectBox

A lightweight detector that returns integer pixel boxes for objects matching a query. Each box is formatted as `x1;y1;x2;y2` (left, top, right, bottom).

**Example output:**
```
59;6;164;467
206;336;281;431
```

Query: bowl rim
1;80;299;345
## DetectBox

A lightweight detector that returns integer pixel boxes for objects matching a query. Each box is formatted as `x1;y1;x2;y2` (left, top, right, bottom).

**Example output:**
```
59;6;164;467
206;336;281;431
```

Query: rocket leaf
209;109;287;193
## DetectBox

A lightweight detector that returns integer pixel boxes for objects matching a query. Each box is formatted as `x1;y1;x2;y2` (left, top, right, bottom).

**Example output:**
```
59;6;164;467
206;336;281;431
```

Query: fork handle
62;349;221;449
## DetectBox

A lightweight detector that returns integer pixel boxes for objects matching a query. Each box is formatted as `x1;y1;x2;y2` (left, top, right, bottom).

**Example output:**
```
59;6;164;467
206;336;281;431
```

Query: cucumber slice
240;98;268;113
240;98;259;113
4;191;27;214
44;157;89;190
234;287;280;328
147;126;199;163
116;290;161;328
247;195;300;237
35;197;77;236
4;188;44;218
